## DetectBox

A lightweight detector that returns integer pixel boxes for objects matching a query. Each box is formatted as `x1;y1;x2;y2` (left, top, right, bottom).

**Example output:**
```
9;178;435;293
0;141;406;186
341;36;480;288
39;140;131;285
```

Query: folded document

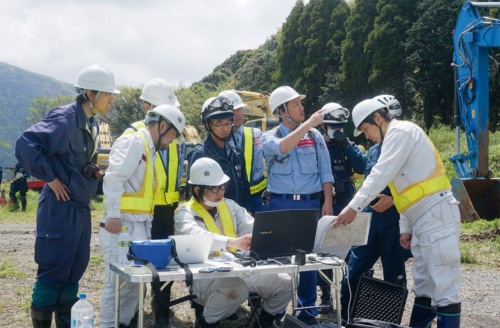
313;213;372;258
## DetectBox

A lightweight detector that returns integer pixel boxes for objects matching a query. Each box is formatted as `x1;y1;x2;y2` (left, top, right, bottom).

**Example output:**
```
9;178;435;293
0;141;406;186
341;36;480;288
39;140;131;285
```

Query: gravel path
1;222;499;327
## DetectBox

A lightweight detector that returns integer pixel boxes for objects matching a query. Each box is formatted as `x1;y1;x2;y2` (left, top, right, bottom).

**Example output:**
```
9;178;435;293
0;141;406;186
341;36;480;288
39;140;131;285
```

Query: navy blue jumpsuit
15;101;99;308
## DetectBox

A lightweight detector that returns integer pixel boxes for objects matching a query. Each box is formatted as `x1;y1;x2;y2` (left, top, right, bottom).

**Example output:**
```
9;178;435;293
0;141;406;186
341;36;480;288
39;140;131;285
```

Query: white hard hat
140;78;176;107
269;86;306;115
188;157;230;186
219;90;247;110
322;103;350;126
352;99;388;137
145;104;186;144
200;96;234;123
373;94;402;118
75;64;120;94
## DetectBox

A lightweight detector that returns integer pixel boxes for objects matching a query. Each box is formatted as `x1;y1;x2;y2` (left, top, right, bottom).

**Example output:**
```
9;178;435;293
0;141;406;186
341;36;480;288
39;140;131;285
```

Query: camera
82;163;102;181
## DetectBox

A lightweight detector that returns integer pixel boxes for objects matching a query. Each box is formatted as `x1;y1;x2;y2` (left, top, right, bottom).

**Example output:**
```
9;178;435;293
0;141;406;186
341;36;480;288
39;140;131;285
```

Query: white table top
110;256;345;283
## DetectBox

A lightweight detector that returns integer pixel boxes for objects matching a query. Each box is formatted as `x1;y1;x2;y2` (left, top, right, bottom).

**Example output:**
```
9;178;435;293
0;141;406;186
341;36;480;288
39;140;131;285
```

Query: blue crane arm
451;1;500;178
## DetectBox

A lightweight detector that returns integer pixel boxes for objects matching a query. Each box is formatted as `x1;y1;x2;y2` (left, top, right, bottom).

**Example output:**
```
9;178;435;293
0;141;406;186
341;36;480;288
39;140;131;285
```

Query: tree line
27;0;500;142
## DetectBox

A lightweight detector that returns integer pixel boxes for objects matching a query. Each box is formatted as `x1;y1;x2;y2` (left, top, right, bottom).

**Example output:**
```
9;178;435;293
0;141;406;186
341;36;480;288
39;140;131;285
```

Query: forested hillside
0;62;74;168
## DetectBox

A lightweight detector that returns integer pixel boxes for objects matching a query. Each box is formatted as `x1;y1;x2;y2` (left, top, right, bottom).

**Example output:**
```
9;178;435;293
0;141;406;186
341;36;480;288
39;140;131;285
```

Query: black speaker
281;314;310;328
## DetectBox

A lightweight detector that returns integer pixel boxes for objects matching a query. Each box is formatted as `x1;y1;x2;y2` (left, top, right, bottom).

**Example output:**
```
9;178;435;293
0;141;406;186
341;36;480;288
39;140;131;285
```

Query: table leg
290;272;298;316
334;266;342;327
114;274;120;328
138;283;144;328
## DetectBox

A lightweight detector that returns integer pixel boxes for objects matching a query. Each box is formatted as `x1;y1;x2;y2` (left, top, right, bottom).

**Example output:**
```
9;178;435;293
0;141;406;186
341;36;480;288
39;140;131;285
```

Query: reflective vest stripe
243;127;267;195
185;198;238;252
125;120;179;205
389;142;451;213
120;133;155;214
154;142;180;205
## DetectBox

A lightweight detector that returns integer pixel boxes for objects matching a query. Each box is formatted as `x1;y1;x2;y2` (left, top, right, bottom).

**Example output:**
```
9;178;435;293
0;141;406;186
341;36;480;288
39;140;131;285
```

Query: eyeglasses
205;183;228;193
210;121;233;129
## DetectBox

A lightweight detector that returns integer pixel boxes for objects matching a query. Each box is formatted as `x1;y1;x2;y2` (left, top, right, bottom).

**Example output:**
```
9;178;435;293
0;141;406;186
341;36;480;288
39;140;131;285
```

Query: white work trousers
193;273;292;324
99;221;148;328
410;196;462;307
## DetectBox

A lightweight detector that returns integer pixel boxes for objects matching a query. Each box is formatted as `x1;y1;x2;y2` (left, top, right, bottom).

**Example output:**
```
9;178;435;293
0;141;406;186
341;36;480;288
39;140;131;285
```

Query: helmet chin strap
207;123;232;142
87;91;101;115
155;120;172;151
282;103;301;127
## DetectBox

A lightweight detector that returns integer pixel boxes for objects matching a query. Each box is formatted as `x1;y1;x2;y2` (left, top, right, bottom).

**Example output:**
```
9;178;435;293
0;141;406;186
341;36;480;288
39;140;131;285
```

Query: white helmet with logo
352;99;388;137
322;103;350;127
145;104;186;144
75;64;120;94
188;157;230;186
219;90;247;110
269;86;306;115
373;94;402;118
140;78;176;107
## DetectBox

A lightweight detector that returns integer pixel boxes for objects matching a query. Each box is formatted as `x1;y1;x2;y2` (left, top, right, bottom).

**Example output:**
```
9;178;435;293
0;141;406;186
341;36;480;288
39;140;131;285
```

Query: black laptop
250;209;319;260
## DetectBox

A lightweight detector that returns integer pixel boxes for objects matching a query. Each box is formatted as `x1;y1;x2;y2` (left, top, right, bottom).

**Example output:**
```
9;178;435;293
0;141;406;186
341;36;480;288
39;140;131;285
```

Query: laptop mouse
219;251;236;262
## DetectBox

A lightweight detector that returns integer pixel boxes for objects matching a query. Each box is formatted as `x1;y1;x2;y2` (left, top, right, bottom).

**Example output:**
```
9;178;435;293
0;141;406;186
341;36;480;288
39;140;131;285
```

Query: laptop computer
169;234;214;264
250;209;319;259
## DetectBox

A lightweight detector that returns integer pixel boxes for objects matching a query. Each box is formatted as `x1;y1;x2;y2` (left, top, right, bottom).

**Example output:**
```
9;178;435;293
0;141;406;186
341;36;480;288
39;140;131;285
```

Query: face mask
327;128;343;139
203;196;221;208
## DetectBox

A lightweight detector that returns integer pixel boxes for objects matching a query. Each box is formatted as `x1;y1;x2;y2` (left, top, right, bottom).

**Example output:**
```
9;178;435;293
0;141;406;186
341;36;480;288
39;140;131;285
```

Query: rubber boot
409;297;437;328
254;309;277;328
31;304;54;328
55;301;76;328
20;195;27;211
318;285;333;314
437;303;461;328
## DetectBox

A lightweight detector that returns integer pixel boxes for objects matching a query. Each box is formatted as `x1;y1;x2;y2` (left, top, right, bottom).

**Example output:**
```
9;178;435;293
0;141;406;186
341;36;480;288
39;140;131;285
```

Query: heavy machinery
450;0;500;221
236;90;279;131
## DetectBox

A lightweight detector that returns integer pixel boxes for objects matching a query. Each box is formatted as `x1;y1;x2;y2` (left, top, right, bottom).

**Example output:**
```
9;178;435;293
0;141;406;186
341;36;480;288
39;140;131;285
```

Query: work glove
333;130;350;150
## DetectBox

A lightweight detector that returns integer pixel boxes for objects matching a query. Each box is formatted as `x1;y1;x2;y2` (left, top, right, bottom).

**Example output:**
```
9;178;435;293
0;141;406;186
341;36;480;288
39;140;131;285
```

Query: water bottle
118;226;131;266
80;316;92;328
71;293;94;328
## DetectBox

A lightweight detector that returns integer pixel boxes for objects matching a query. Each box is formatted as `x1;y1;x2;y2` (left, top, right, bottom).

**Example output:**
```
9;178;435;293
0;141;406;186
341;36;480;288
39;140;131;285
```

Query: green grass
0;259;29;279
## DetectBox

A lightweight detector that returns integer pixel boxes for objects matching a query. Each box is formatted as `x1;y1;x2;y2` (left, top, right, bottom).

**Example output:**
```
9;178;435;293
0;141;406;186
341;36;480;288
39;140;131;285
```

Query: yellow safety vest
243;127;267;195
126;121;180;205
185;198;238;252
120;133;155;214
388;142;451;213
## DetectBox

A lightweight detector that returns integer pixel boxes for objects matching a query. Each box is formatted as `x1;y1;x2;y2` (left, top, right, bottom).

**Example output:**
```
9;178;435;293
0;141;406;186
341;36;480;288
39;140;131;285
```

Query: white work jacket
103;128;156;236
348;120;450;233
174;198;254;252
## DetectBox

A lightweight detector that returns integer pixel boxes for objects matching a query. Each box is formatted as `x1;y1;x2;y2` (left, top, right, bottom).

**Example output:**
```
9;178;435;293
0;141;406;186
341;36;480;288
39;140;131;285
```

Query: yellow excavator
236;90;279;131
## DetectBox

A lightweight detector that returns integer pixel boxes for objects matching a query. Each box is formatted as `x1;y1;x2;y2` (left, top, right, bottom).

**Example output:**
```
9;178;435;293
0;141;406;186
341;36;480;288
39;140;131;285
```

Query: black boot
21;195;27;211
254;309;277;328
31;304;54;328
319;285;333;314
55;301;76;328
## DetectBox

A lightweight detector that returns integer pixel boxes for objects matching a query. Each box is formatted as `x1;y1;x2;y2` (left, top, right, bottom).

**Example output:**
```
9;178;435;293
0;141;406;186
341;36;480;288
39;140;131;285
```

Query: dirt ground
1;220;500;328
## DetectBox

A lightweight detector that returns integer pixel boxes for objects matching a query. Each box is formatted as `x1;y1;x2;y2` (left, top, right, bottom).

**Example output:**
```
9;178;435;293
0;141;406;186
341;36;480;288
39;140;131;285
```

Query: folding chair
349;272;408;325
245;292;262;328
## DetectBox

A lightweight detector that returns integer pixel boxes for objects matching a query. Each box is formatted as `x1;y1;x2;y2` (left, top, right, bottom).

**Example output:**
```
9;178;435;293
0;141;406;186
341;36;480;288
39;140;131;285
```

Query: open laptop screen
250;209;319;259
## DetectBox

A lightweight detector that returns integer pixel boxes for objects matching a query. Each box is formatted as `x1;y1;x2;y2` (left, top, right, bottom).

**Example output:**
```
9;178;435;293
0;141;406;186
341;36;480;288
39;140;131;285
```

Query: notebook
169;234;214;264
250;209;319;259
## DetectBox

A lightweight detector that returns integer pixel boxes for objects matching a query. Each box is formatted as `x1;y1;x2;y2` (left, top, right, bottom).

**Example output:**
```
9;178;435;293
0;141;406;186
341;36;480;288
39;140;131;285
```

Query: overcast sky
1;0;302;88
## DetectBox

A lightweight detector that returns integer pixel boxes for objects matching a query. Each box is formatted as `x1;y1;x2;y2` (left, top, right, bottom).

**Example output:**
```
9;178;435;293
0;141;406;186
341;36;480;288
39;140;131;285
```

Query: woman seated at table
174;157;291;328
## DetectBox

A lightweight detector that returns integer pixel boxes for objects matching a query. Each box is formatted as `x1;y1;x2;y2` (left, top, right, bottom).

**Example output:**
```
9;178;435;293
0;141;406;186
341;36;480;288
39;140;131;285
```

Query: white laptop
169;234;214;264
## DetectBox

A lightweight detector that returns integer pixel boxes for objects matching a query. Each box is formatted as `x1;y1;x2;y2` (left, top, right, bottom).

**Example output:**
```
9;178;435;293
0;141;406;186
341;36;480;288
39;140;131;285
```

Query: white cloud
0;0;298;87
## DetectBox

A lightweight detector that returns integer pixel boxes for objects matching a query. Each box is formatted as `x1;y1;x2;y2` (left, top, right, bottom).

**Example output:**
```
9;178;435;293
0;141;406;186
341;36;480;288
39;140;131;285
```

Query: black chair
245;292;262;328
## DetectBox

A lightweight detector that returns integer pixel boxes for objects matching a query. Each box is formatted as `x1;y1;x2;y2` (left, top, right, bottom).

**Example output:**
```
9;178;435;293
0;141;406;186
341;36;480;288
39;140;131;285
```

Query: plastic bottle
71;293;94;328
80;316;92;328
118;226;131;266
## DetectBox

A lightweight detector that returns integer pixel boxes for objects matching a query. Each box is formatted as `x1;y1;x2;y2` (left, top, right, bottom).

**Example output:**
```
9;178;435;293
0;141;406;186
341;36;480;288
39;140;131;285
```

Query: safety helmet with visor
322;103;350;128
145;104;186;145
269;86;306;117
352;98;388;137
140;78;176;107
200;96;234;123
219;90;247;110
75;64;120;94
372;94;402;118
